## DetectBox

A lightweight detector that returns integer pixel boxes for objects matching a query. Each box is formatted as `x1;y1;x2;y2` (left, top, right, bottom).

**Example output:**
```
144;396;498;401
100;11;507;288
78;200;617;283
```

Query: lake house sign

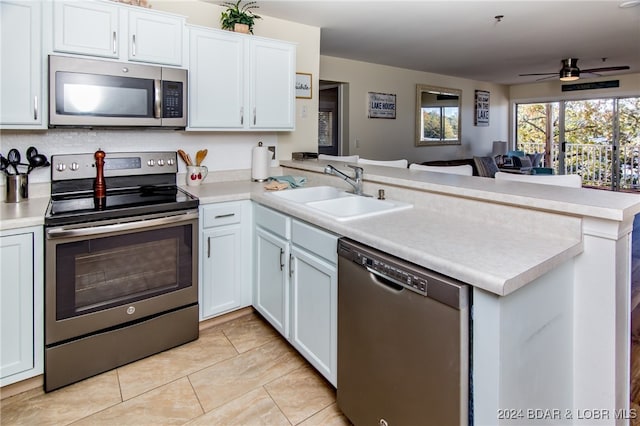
368;92;396;119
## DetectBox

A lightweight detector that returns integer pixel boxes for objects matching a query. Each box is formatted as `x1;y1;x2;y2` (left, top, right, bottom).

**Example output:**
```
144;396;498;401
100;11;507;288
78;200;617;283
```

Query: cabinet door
201;226;243;319
0;233;34;380
128;9;183;66
254;227;289;337
0;0;42;127
53;1;119;58
188;27;244;129
290;246;338;386
248;38;295;130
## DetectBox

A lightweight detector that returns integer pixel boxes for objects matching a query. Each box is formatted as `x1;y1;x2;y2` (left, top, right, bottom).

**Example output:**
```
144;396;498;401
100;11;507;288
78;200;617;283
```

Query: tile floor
0;311;350;426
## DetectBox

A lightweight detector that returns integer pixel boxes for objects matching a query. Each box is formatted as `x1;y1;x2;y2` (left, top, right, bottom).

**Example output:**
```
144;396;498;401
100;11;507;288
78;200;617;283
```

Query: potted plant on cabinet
220;0;261;34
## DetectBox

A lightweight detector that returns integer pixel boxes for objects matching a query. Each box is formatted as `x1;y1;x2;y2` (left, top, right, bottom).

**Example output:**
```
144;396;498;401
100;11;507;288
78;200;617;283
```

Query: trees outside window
516;97;639;191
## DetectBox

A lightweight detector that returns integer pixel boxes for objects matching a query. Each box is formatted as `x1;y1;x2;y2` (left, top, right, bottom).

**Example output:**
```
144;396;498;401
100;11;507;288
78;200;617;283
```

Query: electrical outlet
355;138;360;148
267;146;276;159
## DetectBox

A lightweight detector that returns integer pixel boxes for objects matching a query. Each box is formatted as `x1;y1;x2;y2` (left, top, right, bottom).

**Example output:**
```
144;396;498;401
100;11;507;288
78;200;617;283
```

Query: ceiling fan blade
519;72;558;76
535;75;558;82
581;66;630;73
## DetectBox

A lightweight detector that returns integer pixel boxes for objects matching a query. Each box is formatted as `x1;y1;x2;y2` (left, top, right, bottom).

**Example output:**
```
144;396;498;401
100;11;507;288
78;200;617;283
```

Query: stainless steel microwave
49;55;187;128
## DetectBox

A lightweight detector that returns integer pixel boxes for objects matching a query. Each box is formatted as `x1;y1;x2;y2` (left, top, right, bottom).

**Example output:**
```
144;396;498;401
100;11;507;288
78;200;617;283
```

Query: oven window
55;225;193;320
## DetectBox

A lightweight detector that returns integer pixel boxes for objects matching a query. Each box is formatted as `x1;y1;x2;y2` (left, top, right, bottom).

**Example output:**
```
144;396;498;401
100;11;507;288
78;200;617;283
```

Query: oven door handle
46;211;198;239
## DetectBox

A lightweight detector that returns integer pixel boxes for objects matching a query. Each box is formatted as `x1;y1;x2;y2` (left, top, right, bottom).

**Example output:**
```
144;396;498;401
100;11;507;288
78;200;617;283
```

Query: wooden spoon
177;149;192;166
195;149;208;166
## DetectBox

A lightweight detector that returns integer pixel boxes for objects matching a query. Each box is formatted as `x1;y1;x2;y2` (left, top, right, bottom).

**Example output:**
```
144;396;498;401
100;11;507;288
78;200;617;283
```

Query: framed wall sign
296;73;312;99
475;90;490;126
368;92;396;119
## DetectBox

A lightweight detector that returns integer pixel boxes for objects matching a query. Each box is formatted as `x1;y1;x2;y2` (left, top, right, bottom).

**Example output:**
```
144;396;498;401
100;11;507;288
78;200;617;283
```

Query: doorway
318;81;348;156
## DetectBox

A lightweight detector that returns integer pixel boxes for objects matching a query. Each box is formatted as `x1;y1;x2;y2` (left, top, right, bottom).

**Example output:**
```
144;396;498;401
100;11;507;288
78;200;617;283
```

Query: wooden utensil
195;149;208;166
177;149;192;166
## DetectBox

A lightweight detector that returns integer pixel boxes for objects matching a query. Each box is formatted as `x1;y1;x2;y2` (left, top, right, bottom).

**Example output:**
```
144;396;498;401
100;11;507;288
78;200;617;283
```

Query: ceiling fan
519;58;630;81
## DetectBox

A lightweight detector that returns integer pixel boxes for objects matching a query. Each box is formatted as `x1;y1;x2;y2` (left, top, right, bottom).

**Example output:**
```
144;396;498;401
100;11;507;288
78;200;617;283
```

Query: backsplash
0;129;278;184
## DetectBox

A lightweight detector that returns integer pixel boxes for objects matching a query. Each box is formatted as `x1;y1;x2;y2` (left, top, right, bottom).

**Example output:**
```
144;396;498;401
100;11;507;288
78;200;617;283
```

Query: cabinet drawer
254;204;290;239
202;203;242;228
292;219;338;263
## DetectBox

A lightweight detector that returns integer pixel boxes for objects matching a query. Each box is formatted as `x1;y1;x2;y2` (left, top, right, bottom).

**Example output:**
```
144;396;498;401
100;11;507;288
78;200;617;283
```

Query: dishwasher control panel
338;238;469;309
360;254;428;295
338;239;428;296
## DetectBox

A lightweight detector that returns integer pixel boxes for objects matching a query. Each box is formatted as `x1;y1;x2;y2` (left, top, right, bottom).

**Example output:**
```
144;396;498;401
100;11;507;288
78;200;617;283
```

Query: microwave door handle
154;79;162;119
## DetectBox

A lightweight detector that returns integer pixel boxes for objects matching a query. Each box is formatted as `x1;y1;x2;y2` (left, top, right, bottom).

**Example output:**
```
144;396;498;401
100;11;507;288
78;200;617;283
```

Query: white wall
0;0;320;183
320;56;510;164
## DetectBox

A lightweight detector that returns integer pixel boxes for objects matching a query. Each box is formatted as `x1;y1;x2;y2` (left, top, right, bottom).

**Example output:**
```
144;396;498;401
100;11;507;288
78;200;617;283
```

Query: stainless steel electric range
43;151;199;392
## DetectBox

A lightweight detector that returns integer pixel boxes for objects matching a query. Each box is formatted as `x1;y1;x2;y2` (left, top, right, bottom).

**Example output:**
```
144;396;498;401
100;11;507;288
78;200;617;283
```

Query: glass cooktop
45;185;198;226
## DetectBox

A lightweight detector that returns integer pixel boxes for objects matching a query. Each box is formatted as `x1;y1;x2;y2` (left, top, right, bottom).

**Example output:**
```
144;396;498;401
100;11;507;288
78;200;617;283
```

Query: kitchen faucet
324;164;364;195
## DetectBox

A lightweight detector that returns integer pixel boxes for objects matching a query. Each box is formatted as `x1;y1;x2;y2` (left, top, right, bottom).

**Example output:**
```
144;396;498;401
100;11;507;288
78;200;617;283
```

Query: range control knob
157;159;165;166
70;162;79;171
147;159;155;167
167;158;175;166
56;163;66;172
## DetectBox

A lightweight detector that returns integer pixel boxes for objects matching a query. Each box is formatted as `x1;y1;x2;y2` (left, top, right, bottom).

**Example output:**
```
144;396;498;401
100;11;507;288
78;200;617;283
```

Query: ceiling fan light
560;68;580;81
619;0;640;8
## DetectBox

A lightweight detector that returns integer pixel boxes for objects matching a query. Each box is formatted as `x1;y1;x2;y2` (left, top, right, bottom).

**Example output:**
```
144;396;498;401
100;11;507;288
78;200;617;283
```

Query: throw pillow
474;156;499;178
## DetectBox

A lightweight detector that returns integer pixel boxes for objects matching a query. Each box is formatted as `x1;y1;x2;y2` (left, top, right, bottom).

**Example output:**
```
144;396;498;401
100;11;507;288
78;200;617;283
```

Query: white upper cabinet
53;0;119;58
0;0;44;128
189;27;245;129
248;38;296;130
188;25;296;131
53;0;184;66
127;9;183;66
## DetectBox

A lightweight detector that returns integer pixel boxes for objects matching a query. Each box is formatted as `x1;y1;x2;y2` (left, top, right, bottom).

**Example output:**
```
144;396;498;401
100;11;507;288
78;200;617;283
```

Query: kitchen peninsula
2;160;638;424
268;160;639;425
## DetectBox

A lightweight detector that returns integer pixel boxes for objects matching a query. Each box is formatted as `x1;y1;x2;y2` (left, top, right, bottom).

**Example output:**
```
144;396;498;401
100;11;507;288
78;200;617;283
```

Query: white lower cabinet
253;204;338;386
254;205;290;336
290;220;338;386
199;201;251;320
0;226;44;387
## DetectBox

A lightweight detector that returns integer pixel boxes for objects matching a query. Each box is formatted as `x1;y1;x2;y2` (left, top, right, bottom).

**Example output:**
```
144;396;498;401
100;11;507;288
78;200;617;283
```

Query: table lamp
492;141;507;166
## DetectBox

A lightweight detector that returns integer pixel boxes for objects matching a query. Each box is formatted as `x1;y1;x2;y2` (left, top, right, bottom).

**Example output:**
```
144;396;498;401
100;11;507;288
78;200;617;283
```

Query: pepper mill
94;149;106;209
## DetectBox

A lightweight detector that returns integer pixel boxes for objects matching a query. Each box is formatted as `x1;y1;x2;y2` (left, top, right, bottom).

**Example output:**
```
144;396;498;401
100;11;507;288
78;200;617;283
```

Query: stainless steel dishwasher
337;238;470;426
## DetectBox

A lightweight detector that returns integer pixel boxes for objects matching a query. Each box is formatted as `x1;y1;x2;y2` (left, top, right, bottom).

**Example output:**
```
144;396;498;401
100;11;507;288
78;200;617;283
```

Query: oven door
45;210;198;345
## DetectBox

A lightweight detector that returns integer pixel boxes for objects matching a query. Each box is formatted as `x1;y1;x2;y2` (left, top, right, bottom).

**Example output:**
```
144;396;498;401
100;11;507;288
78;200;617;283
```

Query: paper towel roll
252;142;270;182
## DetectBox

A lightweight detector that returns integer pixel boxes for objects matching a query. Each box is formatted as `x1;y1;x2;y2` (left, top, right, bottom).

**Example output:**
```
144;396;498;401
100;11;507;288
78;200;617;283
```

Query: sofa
420;158;479;176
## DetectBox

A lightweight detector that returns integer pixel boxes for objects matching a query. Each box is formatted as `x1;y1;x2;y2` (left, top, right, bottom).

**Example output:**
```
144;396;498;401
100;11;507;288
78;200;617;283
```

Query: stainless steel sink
267;185;413;221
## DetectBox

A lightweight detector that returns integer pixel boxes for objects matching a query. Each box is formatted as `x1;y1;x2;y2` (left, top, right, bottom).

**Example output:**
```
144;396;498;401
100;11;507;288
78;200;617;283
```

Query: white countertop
0;196;49;231
280;160;640;222
4;162;638;296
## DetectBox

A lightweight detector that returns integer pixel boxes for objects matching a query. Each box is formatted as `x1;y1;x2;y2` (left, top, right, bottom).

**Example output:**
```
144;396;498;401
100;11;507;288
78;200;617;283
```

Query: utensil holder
5;174;28;203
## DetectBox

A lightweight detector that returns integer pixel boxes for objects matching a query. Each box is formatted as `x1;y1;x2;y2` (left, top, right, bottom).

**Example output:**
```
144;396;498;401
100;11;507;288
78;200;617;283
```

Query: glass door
516;96;639;191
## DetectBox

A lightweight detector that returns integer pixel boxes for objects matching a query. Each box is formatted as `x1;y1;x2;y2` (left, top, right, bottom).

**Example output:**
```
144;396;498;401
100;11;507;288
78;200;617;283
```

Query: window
515;96;639;191
421;106;459;141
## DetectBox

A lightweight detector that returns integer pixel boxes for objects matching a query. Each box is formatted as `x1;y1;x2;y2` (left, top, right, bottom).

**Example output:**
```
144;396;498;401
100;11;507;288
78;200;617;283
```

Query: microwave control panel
163;81;184;118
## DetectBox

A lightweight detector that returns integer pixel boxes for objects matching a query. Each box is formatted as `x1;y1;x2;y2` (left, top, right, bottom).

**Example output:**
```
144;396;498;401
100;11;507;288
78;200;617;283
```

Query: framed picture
367;92;396;119
296;73;312;99
475;90;490;126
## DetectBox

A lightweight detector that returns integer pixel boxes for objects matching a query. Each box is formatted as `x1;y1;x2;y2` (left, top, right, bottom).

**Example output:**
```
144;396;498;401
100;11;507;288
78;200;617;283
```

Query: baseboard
0;375;43;401
199;306;255;332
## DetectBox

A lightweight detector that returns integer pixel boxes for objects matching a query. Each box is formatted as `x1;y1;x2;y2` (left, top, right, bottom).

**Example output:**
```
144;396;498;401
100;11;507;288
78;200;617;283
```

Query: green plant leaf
219;0;261;33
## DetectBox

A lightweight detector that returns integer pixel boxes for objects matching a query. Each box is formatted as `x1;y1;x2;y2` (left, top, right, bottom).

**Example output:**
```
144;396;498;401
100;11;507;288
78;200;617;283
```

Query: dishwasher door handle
366;266;404;292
